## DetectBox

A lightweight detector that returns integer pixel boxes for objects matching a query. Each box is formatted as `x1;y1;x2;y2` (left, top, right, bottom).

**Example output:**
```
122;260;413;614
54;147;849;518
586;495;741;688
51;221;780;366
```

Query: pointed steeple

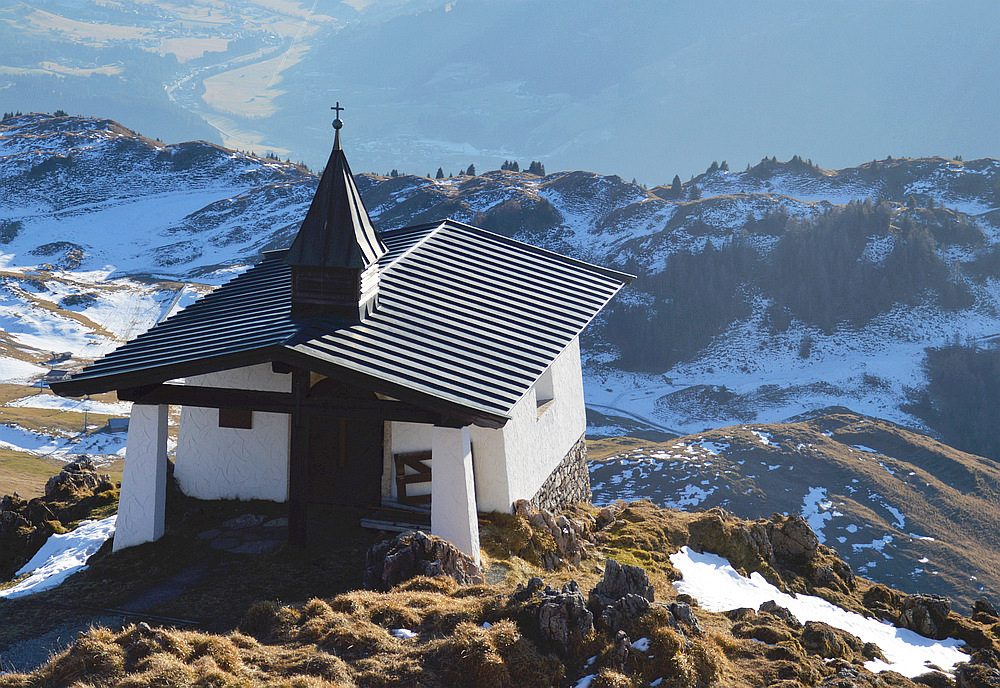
286;104;386;320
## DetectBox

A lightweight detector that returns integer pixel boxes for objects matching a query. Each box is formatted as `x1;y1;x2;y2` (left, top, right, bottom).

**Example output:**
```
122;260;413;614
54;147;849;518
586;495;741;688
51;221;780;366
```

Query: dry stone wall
530;434;590;511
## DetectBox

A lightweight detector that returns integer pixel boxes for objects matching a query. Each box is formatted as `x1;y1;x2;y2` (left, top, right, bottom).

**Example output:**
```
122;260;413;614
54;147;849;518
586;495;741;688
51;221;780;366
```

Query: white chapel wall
174;363;291;502
496;336;586;508
386;336;585;514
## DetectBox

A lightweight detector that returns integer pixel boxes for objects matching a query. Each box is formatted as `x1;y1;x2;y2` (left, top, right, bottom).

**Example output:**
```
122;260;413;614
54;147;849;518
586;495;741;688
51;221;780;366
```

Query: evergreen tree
671;174;682;196
510;161;519;172
706;161;720;174
436;167;445;179
719;160;729;172
528;161;546;176
466;163;476;176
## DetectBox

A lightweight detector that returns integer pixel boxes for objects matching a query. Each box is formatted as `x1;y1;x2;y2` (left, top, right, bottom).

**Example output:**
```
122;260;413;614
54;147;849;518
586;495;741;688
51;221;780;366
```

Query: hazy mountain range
1;0;997;183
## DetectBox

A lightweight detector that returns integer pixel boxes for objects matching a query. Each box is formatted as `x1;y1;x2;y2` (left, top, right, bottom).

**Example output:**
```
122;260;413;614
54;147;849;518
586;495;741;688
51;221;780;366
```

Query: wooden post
288;368;310;548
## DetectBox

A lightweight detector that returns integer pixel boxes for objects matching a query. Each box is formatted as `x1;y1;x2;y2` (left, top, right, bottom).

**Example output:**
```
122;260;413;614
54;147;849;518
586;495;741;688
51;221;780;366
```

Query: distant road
587;403;683;436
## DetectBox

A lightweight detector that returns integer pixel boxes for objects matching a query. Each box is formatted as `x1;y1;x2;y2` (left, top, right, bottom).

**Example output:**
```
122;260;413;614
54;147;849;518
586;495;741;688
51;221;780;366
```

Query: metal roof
53;220;632;426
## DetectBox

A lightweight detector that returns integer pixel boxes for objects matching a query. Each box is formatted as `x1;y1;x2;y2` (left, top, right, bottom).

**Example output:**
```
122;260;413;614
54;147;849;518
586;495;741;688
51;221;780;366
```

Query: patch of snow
8;394;130;415
670;547;967;678
1;515;116;598
391;629;417;639
801;487;834;544
631;637;651;651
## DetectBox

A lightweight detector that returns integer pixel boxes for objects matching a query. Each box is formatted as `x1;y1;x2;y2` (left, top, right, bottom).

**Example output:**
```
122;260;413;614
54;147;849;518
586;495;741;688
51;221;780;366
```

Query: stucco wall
388;336;586;515
471;336;586;513
174;363;291;502
501;336;587;506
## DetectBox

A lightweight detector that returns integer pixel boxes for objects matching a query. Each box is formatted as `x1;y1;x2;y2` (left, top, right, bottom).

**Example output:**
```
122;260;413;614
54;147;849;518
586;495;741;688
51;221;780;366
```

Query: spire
285;105;386;319
286;103;385;270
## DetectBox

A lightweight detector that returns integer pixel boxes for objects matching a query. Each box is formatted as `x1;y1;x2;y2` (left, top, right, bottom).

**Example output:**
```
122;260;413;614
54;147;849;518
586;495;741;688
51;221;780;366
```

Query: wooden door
305;378;383;506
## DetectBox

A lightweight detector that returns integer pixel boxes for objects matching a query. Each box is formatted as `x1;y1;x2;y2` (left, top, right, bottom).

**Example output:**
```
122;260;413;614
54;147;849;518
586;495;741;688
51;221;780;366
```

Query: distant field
201;110;293;156
156;37;230;62
0;448;67;497
19;7;152;43
201;42;310;118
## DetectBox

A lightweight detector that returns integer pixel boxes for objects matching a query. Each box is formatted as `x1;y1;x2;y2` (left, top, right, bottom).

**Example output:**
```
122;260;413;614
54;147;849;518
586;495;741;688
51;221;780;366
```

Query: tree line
603;199;974;371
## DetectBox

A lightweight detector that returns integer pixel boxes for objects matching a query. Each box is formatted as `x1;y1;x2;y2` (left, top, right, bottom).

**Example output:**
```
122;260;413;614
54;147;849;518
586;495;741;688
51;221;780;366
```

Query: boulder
363;530;484;591
534;580;594;658
955;662;1000;688
769;514;819;563
801;621;862;659
589;559;654;610
595;505;618;530
597;593;650;635
44;456;112;499
608;630;631;672
974;597;999;620
899;594;952;640
759;600;801;628
863;583;902;621
667;601;702;636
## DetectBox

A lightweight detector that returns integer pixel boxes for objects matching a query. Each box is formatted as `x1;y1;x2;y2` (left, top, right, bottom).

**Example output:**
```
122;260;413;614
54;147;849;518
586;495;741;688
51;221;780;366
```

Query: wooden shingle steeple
285;104;386;319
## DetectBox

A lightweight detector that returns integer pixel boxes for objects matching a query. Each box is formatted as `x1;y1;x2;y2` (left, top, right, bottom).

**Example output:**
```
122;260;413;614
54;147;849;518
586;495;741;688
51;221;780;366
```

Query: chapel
52;108;631;563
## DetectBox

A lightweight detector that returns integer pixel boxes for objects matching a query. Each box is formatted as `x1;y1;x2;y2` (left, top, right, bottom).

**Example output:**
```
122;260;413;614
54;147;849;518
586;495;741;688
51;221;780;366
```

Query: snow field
670;547;966;678
0;516;116;599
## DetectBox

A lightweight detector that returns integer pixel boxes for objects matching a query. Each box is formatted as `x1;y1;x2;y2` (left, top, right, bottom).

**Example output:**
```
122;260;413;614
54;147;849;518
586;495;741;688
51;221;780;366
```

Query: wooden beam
288;368;309;549
117;383;459;425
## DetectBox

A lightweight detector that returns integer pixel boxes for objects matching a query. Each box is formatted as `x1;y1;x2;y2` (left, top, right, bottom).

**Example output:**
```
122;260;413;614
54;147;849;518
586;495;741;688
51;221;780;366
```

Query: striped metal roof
54;220;631;425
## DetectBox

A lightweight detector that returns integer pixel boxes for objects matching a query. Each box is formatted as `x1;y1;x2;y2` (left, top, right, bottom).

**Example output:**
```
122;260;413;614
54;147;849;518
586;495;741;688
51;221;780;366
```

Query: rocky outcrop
898;594;953;640
590;559;655;608
509;578;595;659
44;456;112;499
363;530;484;591
513;499;589;570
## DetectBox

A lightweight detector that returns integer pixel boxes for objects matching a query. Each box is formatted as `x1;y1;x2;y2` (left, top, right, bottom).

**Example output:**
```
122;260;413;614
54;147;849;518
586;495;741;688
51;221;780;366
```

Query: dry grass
0;497;990;687
0;448;67;497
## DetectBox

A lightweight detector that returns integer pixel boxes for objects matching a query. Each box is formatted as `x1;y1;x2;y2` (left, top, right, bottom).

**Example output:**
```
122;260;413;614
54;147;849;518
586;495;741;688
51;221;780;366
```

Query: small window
535;367;555;418
219;408;253;429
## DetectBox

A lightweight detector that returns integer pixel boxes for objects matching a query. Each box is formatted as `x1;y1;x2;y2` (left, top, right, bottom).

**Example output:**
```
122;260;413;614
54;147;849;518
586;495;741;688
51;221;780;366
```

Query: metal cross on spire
331;101;344;150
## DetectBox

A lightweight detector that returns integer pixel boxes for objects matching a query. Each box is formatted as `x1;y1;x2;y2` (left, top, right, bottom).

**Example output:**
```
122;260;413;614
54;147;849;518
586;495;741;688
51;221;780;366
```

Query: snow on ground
670;547;966;678
800;487;834;544
589;444;733;509
0;358;46;384
0;516;116;599
584;281;1000;437
8;394;130;415
0;424;127;462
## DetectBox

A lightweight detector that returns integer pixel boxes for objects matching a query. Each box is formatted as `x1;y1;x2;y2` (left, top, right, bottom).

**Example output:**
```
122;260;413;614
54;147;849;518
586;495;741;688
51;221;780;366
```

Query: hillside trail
0;563;206;673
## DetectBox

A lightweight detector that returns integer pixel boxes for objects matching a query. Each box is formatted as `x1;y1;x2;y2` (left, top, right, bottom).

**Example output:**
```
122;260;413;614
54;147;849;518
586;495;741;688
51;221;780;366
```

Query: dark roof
53;220;632;425
284;137;385;269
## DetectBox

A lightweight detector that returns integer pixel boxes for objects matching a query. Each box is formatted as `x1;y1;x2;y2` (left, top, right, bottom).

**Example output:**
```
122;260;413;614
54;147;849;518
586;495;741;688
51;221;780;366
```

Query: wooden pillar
288;368;310;548
431;425;481;565
114;403;168;552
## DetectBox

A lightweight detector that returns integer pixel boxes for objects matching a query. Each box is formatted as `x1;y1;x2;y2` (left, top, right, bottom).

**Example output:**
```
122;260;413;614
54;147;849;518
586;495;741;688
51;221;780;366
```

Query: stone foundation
530;434;590;511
